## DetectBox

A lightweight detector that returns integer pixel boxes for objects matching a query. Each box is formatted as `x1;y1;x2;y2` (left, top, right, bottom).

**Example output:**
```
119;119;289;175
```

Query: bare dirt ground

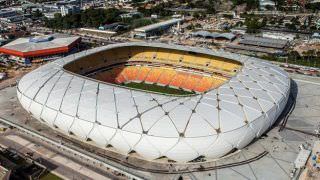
0;65;40;90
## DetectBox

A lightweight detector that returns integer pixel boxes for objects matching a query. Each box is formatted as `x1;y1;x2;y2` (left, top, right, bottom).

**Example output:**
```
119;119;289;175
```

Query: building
190;31;236;41
165;7;207;15
17;42;290;163
0;15;30;24
133;18;183;38
0;165;10;180
119;12;142;19
226;44;285;55
0;34;81;65
0;9;17;18
60;5;80;16
231;28;246;35
239;35;289;49
98;22;129;32
259;0;276;10
262;32;295;41
316;19;320;29
312;32;320;39
43;12;56;19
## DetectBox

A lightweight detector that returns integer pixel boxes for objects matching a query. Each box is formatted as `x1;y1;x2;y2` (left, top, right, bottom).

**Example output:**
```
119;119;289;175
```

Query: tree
245;15;265;33
265;5;274;11
288;50;300;63
32;9;43;19
285;23;296;30
193;12;200;19
45;8;121;29
232;0;259;10
274;0;285;10
132;18;156;28
20;26;27;31
206;0;216;14
302;50;315;66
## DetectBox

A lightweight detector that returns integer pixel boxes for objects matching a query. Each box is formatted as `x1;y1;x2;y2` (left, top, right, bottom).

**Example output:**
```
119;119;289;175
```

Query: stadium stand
169;72;189;88
193;76;213;92
181;74;202;91
157;68;177;85
136;66;151;81
145;67;163;83
65;46;241;93
123;66;140;80
87;64;230;92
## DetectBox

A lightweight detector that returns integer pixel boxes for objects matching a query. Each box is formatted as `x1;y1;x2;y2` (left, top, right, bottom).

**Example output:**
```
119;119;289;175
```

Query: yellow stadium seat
144;52;155;61
210;76;227;89
155;49;170;62
167;50;184;63
183;54;195;65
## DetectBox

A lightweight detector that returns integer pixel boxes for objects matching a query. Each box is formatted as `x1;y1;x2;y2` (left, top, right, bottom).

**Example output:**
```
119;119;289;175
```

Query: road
0;117;144;180
0;132;105;180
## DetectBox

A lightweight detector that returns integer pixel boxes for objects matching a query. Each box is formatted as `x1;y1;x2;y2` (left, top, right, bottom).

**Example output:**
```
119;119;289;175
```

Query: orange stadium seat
115;75;126;84
79;46;236;90
180;74;202;91
157;68;176;85
145;67;163;83
193;76;214;92
136;66;151;82
169;72;189;88
122;66;140;81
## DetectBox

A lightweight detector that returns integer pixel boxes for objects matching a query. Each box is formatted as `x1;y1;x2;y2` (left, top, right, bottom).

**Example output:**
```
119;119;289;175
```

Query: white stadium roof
17;42;290;163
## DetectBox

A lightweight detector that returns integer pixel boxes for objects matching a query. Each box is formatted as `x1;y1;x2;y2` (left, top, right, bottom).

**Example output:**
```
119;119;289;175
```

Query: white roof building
134;18;182;33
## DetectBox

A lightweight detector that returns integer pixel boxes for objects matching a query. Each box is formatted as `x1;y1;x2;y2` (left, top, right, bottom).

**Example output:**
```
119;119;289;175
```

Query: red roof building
0;34;81;64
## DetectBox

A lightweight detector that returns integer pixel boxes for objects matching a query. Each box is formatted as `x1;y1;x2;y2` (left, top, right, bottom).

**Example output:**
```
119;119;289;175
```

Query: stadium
16;42;290;163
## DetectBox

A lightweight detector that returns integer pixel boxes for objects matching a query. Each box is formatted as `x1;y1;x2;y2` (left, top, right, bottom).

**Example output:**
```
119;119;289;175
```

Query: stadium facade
17;42;290;163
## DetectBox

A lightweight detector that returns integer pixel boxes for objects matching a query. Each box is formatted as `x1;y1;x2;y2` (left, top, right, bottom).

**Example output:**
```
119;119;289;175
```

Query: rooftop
134;18;182;33
191;31;236;40
0;34;80;58
239;35;289;49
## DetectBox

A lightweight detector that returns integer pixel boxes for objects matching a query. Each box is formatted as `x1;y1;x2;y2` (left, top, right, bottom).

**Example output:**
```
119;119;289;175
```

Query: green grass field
41;172;63;180
123;82;194;95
